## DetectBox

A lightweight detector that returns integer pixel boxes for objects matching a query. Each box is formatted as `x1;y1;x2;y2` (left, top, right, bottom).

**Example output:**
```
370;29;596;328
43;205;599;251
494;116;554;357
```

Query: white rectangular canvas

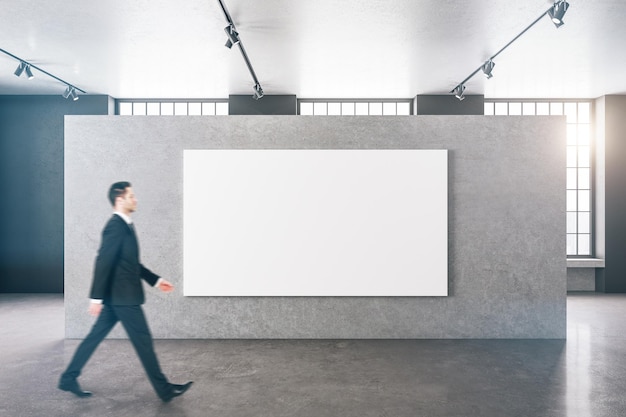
184;149;448;296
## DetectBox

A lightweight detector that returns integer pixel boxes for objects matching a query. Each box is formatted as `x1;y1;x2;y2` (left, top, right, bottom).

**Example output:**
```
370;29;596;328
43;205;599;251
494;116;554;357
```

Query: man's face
119;187;138;214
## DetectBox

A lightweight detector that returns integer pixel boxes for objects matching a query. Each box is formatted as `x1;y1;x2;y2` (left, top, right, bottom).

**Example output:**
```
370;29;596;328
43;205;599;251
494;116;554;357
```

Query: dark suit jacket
89;214;160;305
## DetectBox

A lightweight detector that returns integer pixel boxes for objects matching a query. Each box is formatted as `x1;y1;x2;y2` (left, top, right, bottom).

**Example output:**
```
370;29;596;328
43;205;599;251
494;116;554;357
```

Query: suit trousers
60;305;170;398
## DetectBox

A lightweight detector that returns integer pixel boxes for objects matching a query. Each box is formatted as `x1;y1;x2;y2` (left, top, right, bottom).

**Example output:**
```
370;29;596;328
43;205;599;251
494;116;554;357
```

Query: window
298;99;412;116
485;100;593;256
117;100;229;116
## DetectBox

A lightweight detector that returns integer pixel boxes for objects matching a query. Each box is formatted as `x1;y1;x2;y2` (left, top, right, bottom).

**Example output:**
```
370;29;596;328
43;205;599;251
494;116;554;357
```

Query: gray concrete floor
1;293;625;417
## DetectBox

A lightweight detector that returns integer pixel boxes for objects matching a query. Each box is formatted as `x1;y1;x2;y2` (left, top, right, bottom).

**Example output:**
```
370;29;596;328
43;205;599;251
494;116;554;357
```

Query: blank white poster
184;149;448;296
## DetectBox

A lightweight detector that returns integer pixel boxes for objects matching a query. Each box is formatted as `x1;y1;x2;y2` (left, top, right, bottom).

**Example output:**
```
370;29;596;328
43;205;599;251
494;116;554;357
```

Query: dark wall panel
416;95;485;115
229;95;297;115
599;95;626;292
0;95;111;293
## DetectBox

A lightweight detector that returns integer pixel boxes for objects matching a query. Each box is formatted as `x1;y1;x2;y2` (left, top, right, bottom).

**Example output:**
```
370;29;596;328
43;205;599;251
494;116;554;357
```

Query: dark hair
108;181;131;206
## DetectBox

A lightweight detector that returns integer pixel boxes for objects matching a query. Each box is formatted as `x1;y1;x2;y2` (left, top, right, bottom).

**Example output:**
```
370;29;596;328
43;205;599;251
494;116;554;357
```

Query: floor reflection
566;323;592;417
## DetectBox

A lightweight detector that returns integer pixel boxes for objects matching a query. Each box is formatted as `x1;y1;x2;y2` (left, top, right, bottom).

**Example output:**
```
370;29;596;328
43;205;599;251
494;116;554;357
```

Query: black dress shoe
58;381;92;398
161;381;193;403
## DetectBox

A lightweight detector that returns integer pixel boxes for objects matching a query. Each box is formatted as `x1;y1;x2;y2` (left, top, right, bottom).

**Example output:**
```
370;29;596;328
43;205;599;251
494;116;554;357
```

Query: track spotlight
253;83;264;100
548;1;570;28
219;0;263;100
63;85;79;101
449;1;570;98
224;25;240;49
24;64;34;79
14;61;34;80
14;62;25;77
453;84;466;101
1;48;85;98
14;62;34;79
482;60;495;79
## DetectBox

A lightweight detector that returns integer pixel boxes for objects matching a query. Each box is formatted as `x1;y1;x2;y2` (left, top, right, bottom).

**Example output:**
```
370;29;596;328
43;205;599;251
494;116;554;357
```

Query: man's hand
158;279;174;293
89;302;103;317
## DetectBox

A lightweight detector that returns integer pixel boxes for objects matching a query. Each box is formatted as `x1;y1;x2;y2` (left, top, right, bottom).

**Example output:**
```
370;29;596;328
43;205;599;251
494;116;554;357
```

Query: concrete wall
64;115;566;339
567;269;596;291
0;95;112;293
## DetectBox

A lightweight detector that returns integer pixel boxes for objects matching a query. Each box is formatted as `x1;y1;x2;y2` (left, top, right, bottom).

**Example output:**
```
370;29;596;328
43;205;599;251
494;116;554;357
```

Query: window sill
567;258;605;268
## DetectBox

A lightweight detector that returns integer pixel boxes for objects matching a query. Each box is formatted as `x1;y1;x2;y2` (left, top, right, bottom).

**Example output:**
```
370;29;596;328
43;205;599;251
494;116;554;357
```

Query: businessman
59;181;192;402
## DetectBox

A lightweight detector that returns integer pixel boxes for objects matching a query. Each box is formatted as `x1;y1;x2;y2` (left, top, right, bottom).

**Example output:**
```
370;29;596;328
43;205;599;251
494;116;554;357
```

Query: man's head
108;181;137;214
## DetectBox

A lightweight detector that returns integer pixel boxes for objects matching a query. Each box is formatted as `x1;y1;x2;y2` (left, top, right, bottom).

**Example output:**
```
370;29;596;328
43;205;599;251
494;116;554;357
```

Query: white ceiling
1;0;625;100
